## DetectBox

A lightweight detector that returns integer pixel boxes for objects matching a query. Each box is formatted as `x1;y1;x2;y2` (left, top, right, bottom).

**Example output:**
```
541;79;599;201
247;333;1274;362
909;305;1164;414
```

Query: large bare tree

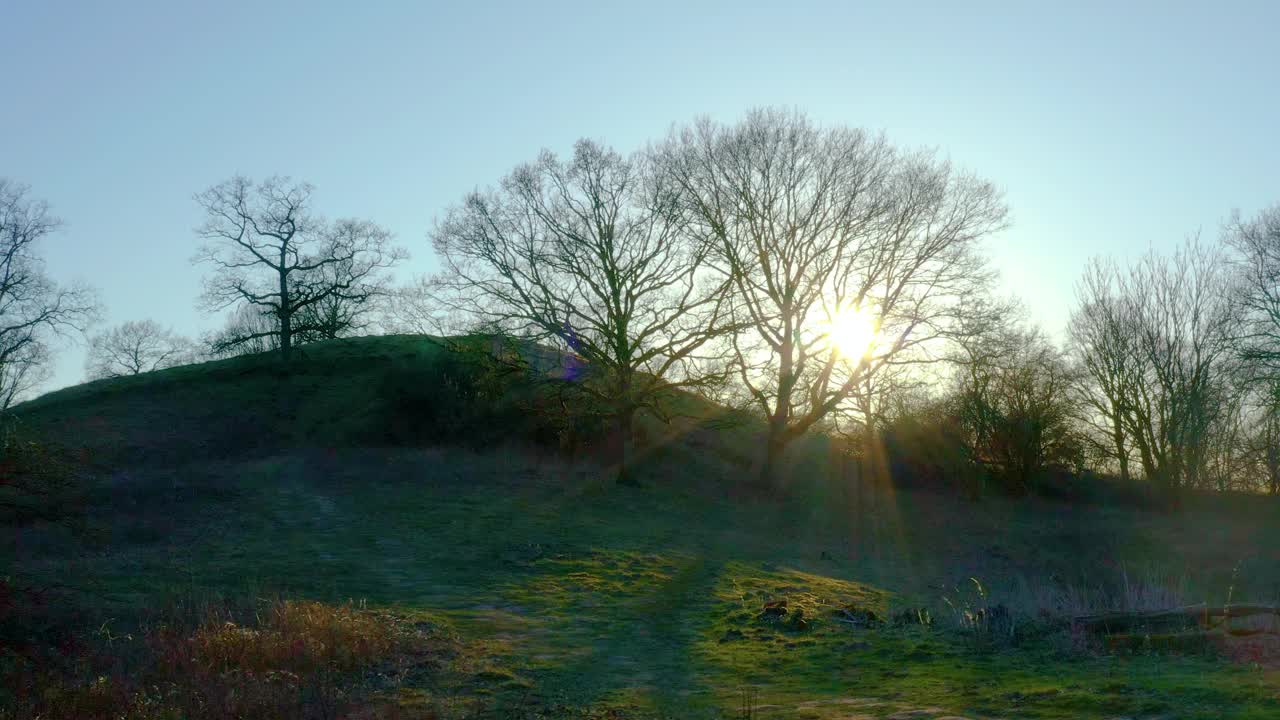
1221;204;1280;494
85;319;197;379
0;180;97;410
1069;240;1236;495
1069;259;1144;482
206;292;375;360
658;109;1007;486
193;176;405;362
1132;240;1236;493
1227;204;1280;372
430;139;735;481
1242;376;1280;495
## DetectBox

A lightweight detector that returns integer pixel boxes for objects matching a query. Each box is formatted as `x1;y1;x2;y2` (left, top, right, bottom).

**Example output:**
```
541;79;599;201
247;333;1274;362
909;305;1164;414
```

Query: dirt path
535;554;726;718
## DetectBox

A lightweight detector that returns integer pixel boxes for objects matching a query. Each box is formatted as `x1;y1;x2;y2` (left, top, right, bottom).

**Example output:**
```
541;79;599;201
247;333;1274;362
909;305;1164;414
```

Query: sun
824;305;879;361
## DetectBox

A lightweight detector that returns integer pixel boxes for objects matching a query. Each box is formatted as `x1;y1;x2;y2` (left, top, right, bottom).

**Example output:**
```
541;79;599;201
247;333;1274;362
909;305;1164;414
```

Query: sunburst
824;305;879;361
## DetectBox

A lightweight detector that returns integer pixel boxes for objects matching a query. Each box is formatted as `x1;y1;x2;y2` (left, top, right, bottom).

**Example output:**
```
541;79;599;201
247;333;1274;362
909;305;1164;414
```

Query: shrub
381;342;609;454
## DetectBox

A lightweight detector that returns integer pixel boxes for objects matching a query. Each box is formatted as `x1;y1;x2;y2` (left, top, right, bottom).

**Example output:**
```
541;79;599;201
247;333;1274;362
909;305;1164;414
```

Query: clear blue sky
3;0;1278;392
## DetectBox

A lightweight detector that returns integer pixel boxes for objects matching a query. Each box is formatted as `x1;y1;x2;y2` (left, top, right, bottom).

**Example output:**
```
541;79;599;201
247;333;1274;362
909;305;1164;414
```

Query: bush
381;345;525;447
381;342;609;454
880;411;988;498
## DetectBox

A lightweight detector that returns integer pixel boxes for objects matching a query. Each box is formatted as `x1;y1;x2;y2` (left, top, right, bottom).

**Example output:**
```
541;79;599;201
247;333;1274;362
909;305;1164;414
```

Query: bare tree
1216;203;1280;494
205;304;279;358
952;318;1081;493
1132;240;1236;493
1069;259;1144;482
193;176;406;362
206;288;375;360
1069;240;1236;496
286;245;387;341
1243;377;1280;495
378;275;447;335
0;180;98;410
0;338;51;411
659;109;1007;486
1226;203;1280;374
85;319;197;379
1200;366;1253;493
431;139;735;481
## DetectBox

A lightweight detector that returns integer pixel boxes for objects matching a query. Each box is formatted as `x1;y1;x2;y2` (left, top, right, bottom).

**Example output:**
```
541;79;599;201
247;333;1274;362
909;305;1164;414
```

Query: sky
3;0;1278;393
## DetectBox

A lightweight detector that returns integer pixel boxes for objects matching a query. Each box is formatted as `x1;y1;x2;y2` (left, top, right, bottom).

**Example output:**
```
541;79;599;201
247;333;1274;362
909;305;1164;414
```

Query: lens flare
825;306;878;360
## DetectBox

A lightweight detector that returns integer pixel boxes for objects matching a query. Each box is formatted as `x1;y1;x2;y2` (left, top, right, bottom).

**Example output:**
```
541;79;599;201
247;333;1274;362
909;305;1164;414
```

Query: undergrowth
0;593;457;720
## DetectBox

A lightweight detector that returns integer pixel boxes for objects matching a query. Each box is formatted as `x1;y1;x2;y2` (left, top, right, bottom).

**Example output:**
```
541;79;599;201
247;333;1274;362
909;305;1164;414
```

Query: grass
6;336;1280;718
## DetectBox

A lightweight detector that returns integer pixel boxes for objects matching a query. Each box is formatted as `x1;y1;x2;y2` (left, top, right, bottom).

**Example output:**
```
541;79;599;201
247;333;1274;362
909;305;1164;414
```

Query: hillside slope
6;336;1280;719
14;335;459;467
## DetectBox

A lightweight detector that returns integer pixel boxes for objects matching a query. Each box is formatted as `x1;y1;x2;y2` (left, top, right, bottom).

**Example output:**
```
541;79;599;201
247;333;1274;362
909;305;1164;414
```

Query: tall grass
1009;564;1192;619
940;578;1014;651
932;566;1200;655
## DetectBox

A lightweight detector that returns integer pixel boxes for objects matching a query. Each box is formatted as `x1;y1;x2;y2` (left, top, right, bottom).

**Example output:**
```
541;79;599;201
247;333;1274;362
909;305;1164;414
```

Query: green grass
7;336;1280;718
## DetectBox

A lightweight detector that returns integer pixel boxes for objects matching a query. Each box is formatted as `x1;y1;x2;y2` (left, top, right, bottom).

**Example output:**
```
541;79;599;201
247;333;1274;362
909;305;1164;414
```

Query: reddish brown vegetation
1;593;453;720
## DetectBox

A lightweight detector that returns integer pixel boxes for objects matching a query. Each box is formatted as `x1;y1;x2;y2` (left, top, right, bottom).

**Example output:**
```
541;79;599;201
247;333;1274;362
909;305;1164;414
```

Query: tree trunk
761;324;795;490
613;406;637;486
1266;445;1279;496
1134;435;1157;489
279;309;293;362
1163;449;1183;499
1112;414;1130;483
859;401;882;486
760;419;789;489
278;258;292;363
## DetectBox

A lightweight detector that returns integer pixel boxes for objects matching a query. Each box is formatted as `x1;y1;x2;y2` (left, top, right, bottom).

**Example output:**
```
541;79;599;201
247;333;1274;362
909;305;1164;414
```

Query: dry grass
1;597;452;720
183;600;401;675
1008;564;1191;619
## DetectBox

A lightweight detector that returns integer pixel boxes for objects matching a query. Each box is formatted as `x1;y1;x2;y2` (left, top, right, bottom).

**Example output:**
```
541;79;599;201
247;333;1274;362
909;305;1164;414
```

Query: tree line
3;108;1279;497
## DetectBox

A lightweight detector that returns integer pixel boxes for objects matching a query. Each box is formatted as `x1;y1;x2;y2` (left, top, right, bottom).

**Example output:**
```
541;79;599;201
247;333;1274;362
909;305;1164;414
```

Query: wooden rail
1073;604;1280;636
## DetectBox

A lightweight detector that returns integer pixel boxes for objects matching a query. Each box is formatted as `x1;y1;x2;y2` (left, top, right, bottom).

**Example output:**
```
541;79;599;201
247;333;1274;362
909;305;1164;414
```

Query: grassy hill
5;336;1280;719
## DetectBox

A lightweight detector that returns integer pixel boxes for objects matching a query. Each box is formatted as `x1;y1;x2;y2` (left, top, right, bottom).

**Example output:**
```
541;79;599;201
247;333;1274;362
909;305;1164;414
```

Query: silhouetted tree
1243;377;1280;495
378;275;446;335
431;139;735;482
1226;203;1280;373
952;319;1081;493
1069;240;1236;496
659;109;1007;487
193;176;405;362
1209;203;1280;493
206;290;375;360
205;303;279;358
0;180;97;410
0;339;51;411
85;319;197;379
1200;363;1253;493
1069;260;1144;483
1132;240;1236;494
